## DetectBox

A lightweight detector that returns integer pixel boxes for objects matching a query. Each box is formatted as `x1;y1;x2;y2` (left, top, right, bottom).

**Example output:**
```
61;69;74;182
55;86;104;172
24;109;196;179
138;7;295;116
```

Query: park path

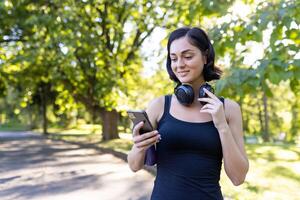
0;131;154;200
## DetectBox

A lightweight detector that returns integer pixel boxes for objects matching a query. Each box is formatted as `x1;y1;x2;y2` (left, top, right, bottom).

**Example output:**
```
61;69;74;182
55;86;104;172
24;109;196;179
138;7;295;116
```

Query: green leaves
212;0;299;99
1;0;299;139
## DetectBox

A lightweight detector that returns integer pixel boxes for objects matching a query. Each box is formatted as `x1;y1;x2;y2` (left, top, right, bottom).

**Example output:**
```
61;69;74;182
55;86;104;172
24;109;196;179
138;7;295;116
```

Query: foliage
207;0;300;141
0;0;299;141
210;0;300;95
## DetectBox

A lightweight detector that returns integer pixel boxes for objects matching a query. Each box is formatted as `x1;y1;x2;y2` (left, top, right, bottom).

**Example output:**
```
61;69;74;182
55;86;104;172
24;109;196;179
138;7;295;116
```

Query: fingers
132;120;161;150
133;121;145;136
133;130;160;143
198;95;222;106
135;133;161;149
199;110;209;114
197;97;215;104
200;107;212;113
201;103;214;110
202;88;219;101
200;103;213;113
132;129;161;149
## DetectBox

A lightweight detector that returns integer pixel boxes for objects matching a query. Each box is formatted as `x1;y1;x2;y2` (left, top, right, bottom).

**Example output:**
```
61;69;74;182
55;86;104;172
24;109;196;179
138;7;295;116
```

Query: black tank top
151;95;224;200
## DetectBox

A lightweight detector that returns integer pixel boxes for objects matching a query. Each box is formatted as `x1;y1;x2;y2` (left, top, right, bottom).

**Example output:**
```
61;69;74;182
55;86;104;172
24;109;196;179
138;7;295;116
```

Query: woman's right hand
132;121;161;152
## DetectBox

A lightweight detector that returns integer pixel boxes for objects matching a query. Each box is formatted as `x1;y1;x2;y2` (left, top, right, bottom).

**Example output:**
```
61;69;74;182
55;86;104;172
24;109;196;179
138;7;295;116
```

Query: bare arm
218;99;249;186
199;89;249;186
127;97;164;172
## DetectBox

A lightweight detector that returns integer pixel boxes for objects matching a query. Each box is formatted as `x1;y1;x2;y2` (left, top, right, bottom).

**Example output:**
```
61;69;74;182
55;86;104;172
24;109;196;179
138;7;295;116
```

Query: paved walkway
0;131;154;200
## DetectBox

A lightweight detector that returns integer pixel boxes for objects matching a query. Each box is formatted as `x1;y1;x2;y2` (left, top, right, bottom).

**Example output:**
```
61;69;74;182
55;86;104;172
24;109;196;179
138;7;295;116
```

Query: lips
177;71;189;76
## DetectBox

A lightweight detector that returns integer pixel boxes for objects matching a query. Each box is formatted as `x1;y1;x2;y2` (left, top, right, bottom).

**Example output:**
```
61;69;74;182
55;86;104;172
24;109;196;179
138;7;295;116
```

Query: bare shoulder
147;96;165;110
224;98;240;110
146;96;165;129
224;98;242;121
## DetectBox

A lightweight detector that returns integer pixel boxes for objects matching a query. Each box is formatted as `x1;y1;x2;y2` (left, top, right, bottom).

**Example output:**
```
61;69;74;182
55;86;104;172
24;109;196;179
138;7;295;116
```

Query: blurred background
0;0;299;199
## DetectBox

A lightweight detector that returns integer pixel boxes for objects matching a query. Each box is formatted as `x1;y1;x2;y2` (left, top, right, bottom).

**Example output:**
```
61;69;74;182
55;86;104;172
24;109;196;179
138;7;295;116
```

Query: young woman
127;27;249;200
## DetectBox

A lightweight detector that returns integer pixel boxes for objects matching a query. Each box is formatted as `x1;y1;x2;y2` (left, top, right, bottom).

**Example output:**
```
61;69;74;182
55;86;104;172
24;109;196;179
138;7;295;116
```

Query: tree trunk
92;105;96;124
262;92;269;142
238;98;247;134
258;99;264;136
40;85;48;135
27;104;34;129
101;109;119;141
290;99;299;142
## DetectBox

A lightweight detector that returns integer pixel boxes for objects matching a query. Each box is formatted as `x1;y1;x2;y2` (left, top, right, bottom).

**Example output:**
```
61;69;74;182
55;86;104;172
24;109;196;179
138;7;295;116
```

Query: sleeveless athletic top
151;95;224;200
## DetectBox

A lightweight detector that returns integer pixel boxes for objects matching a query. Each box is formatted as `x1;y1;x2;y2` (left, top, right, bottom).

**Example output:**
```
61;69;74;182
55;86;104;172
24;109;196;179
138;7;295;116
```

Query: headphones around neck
174;82;214;106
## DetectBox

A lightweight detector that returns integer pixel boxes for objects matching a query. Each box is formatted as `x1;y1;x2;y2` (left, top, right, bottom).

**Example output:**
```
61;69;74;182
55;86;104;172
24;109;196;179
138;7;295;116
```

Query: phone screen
127;110;153;134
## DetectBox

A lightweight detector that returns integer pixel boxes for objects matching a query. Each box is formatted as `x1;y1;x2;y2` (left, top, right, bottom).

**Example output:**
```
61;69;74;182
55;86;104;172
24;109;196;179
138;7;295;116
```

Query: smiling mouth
178;71;189;76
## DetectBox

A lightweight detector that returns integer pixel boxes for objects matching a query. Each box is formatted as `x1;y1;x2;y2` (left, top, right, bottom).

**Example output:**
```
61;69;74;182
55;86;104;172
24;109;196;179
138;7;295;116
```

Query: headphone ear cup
199;83;214;105
174;84;194;106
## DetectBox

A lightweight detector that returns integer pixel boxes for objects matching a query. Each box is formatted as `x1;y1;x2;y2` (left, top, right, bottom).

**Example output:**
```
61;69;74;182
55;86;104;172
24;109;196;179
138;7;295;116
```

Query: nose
177;58;185;68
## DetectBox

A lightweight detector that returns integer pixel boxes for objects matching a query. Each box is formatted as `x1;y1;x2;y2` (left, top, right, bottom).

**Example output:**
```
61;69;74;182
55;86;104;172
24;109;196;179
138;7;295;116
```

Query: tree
48;0;173;140
45;0;237;140
210;0;300;141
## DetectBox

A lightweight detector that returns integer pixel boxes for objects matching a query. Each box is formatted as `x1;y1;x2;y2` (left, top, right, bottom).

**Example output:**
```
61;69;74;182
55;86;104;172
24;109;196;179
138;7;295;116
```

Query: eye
185;56;193;59
170;58;177;62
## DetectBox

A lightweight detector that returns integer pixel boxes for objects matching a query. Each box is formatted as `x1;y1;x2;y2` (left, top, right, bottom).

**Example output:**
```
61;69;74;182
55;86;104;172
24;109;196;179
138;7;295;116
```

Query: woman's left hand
198;88;227;129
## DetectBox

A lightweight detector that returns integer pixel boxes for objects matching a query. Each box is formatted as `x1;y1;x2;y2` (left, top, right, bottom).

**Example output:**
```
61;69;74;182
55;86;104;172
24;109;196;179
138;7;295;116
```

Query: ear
202;55;207;65
202;50;208;64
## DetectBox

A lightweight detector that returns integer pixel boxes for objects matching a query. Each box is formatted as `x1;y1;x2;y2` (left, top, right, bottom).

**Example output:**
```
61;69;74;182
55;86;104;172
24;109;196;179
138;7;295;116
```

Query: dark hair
166;27;222;83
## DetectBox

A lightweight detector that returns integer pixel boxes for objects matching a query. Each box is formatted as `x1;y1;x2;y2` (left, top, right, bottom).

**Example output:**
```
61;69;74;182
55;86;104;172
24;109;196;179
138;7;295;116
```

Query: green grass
34;124;103;143
220;144;300;200
0;123;30;131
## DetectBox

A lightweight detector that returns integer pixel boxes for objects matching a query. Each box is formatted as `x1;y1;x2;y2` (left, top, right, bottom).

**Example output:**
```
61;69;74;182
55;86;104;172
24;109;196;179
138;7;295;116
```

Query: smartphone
127;110;153;134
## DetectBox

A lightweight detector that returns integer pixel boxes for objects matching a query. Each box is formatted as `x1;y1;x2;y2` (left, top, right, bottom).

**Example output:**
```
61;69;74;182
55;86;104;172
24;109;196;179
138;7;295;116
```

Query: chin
178;77;193;84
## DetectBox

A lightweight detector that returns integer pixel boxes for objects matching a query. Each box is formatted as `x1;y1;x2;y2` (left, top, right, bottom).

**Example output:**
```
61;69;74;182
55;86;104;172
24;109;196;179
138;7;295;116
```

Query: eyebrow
170;49;195;56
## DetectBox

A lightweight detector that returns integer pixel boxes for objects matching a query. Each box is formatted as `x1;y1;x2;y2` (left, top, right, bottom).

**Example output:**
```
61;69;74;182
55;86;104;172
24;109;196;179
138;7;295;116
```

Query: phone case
127;110;157;166
127;110;153;134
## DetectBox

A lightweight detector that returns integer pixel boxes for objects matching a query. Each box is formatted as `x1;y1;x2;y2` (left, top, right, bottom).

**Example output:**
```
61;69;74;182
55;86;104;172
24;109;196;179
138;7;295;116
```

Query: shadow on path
0;131;154;200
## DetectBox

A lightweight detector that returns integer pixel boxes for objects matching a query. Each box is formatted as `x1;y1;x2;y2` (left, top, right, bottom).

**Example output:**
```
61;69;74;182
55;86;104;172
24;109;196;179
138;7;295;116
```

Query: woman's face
170;36;206;84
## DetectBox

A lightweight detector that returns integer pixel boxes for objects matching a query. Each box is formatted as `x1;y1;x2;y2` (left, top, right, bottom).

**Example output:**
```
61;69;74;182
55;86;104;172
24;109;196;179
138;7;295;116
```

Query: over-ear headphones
174;83;214;106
